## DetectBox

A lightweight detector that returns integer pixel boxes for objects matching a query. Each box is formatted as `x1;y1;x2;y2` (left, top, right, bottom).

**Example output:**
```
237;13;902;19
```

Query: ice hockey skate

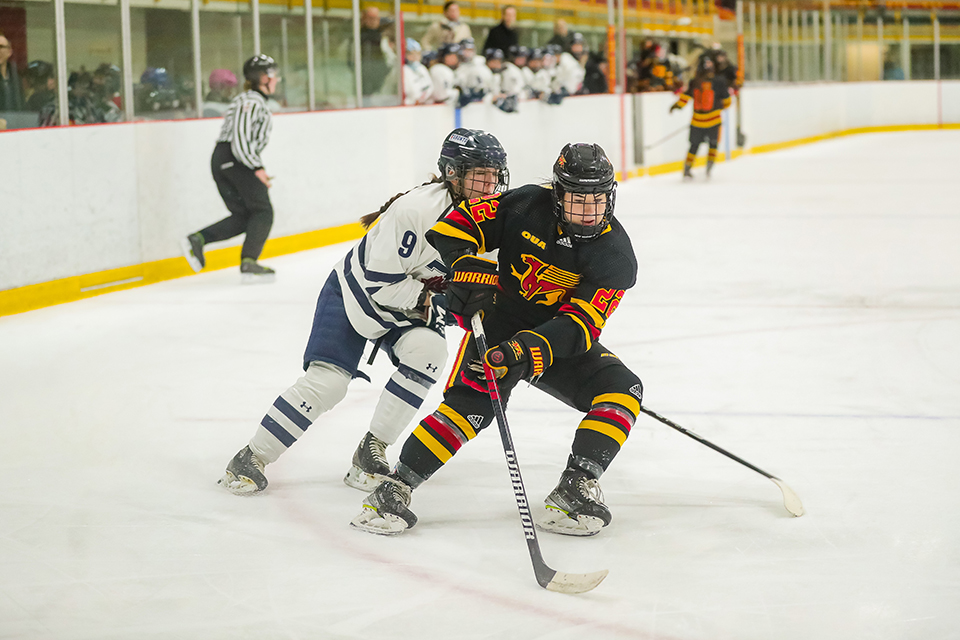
536;467;612;536
218;445;268;495
240;258;276;284
343;431;390;492
682;166;694;180
350;476;417;535
706;161;715;178
181;233;205;272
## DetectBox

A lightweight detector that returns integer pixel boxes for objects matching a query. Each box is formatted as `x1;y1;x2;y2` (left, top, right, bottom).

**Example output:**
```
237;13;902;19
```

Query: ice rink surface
2;130;959;640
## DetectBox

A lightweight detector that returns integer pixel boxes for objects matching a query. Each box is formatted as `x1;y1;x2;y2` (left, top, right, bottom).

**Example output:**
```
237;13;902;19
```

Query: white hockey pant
248;327;447;463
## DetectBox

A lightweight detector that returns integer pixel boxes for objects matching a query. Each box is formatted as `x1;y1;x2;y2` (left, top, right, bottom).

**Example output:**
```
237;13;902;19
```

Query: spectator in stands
204;69;238;117
351;6;393;102
402;39;434;105
483;5;518;55
582;51;609;94
421;2;472;53
41;71;105;126
430;41;461;104
92;63;123;122
24;60;56;113
547;19;573;52
0;32;24;112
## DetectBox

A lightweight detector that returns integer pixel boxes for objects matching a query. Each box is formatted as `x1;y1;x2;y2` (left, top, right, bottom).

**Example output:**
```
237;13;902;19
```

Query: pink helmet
209;69;238;90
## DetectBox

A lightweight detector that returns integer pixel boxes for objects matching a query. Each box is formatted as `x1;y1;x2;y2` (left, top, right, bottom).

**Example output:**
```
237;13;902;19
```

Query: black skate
350;476;417;535
344;431;390;492
536;467;611;536
240;258;276;284
218;445;268;495
682;166;694;180
181;233;205;272
706;160;715;178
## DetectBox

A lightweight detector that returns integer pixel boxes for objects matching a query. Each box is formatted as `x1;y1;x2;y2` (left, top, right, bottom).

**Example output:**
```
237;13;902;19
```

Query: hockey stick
470;312;609;594
735;93;747;147
639;406;804;517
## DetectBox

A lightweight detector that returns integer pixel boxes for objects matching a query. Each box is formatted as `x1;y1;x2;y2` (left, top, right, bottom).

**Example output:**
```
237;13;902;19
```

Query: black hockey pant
393;310;644;488
687;124;721;164
201;142;274;261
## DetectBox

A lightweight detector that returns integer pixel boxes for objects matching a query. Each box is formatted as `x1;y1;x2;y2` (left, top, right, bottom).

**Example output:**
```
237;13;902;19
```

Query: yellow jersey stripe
431;221;480;251
571;298;606;328
413;425;453;463
567;313;593;351
437;403;477;440
578;419;628;446
593;392;641;417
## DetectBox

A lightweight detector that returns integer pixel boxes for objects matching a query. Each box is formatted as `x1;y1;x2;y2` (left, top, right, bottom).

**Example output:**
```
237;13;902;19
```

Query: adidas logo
629;384;644;401
556;237;572;248
467;414;484;430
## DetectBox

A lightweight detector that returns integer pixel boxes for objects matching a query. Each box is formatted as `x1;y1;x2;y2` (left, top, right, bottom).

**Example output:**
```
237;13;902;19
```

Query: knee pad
288;361;352;414
391;328;448;384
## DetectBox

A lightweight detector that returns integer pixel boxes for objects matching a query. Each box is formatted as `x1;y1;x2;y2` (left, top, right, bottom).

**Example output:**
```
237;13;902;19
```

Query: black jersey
426;184;638;361
675;75;731;129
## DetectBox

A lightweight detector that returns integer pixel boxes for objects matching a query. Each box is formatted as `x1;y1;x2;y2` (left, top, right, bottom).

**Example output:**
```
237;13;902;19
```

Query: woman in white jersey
182;55;279;283
218;129;510;495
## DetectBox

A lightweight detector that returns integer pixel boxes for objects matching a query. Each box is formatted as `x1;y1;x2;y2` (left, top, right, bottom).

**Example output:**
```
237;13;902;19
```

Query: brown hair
360;175;443;229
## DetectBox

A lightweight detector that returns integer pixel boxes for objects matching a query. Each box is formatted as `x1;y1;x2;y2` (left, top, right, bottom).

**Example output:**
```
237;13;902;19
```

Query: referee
182;54;279;283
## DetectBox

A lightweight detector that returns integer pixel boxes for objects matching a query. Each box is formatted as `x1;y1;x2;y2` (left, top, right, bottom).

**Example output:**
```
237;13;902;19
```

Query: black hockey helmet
529;48;544;61
484;48;504;61
25;60;54;85
438;128;509;200
243;54;279;83
696;54;715;77
507;45;530;62
552;143;617;241
459;37;476;50
438;42;462;62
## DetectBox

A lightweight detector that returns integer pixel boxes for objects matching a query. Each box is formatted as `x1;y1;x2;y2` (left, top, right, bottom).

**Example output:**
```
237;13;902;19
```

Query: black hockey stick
470;312;608;594
639;406;804;517
735;93;747;147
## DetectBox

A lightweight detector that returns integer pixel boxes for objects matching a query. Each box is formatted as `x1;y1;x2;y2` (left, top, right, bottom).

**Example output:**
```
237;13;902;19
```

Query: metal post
856;10;863;81
792;9;800;82
394;0;403;105
823;1;831;80
800;10;808;80
281;18;290;86
750;2;758;81
877;15;883;81
760;3;767;81
812;10;821;80
253;0;261;55
322;19;330;101
607;0;616;93
191;0;203;117
903;18;911;80
771;5;779;81
351;0;362;107
933;12;940;81
305;0;315;110
121;0;135;121
53;0;68;126
618;0;627;93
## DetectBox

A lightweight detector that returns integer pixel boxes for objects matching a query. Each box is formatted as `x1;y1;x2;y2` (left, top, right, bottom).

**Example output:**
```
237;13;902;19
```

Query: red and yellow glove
482;331;553;388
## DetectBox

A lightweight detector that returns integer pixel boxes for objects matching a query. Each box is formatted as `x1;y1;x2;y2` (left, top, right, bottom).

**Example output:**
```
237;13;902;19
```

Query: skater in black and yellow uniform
351;143;644;538
671;56;731;179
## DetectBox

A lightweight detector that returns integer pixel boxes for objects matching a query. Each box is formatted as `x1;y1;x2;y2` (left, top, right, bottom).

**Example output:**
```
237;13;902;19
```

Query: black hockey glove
669;102;682;112
446;255;499;318
481;331;553;389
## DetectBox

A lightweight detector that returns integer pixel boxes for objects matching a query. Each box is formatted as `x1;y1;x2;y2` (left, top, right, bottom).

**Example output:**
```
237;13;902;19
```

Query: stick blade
544;569;609;594
771;478;805;517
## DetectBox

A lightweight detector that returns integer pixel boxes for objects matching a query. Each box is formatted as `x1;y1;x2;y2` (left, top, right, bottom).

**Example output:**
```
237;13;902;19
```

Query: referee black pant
201;142;274;261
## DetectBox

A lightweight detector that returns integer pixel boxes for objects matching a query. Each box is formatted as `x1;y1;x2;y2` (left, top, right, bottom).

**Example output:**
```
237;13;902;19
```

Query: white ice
2;131;959;640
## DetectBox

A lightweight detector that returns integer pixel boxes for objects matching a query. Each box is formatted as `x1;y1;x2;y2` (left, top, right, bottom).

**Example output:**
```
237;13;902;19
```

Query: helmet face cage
438;129;509;201
552;143;617;241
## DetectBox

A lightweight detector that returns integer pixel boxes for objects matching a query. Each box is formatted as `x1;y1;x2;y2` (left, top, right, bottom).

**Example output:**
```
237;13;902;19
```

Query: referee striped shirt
216;90;273;170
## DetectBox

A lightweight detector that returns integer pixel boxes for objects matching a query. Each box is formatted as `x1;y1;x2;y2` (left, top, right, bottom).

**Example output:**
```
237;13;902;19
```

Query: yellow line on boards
0;222;365;318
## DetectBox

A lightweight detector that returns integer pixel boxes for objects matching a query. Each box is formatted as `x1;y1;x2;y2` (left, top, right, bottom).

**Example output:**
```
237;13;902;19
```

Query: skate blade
535;508;604;537
343;466;385;492
241;273;276;285
180;238;203;273
350;507;408;536
218;471;264;496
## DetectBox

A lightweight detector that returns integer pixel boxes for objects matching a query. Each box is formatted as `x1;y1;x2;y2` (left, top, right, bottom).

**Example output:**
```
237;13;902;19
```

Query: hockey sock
708;148;718;163
685;152;696;166
569;392;640;477
399;402;485;482
249;362;350;463
368;364;435;445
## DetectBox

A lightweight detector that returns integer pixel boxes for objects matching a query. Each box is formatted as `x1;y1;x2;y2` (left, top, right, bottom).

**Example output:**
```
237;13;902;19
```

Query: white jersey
521;67;537;97
531;68;553;97
430;64;459;104
334;182;453;339
403;62;434;105
554;52;585;95
455;56;486;93
500;62;525;98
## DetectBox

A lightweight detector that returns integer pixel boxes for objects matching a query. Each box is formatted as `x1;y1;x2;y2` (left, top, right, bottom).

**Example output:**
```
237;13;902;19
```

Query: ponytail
360;175;444;229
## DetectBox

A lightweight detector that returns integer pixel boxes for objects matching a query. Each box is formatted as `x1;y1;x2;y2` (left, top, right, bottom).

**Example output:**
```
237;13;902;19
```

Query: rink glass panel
0;0;57;129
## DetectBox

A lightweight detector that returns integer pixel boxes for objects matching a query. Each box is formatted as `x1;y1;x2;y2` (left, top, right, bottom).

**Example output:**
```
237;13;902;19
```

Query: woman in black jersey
182;55;279;283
